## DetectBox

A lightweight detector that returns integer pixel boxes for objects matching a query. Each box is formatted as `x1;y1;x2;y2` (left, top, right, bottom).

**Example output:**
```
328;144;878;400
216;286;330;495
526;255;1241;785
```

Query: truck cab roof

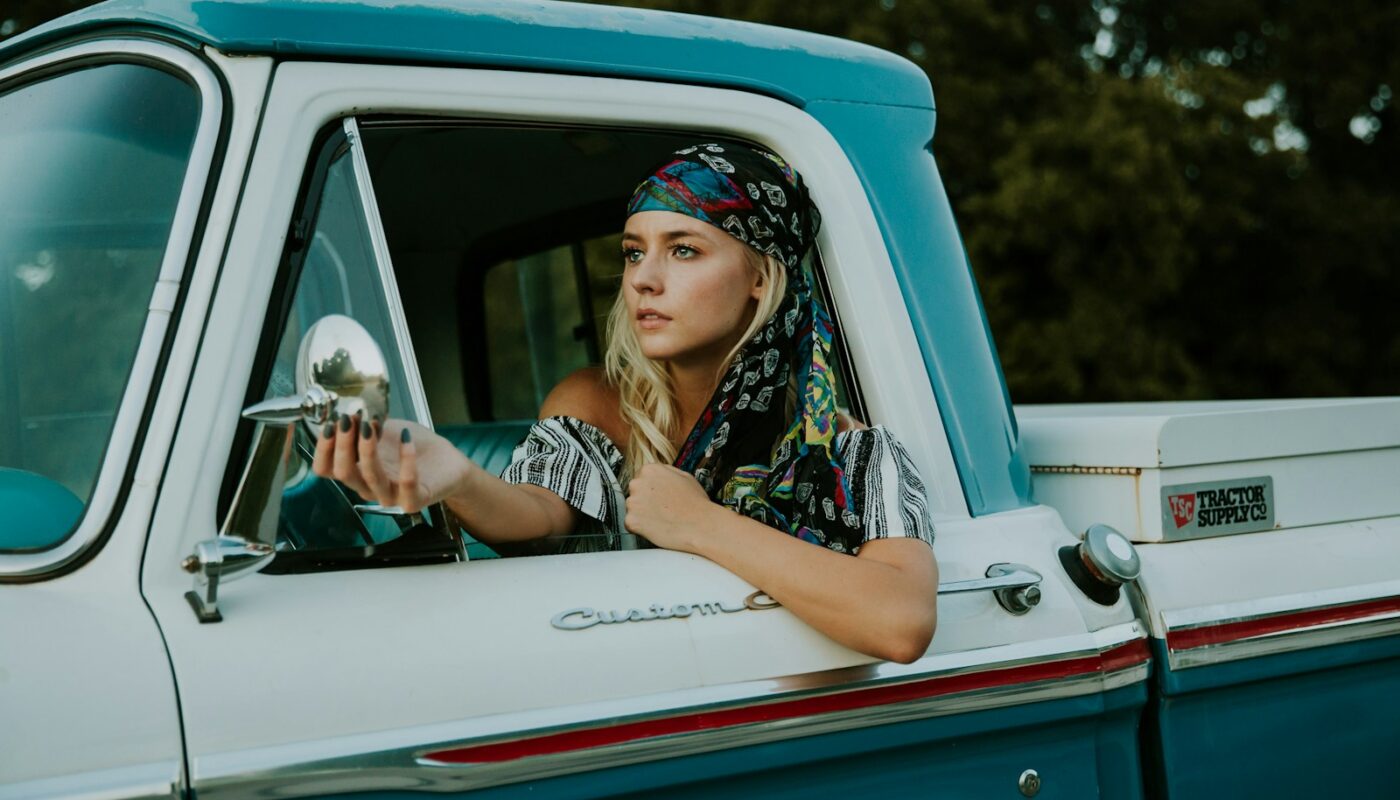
0;0;934;109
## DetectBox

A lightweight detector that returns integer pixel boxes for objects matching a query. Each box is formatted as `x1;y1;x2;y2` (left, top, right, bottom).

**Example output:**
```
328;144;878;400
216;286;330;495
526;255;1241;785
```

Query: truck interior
235;119;866;566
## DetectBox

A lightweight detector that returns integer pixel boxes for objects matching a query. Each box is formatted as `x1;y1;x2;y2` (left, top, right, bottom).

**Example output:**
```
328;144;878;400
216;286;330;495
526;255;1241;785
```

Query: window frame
218;116;440;552
0;40;225;580
167;59;966;587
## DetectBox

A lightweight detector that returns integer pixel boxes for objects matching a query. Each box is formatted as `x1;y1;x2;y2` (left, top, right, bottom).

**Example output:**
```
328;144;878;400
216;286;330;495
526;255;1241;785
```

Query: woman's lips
636;309;671;330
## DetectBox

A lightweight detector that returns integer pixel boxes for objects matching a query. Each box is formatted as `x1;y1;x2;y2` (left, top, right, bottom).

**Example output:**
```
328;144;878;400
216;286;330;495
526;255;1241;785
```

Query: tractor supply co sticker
1161;476;1275;540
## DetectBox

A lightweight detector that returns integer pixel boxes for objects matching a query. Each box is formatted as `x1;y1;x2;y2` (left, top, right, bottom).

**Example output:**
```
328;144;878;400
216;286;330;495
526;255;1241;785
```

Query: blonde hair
604;248;789;482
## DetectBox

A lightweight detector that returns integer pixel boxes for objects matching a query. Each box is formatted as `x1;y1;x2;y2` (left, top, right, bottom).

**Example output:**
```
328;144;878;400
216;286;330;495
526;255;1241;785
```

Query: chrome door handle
938;563;1042;615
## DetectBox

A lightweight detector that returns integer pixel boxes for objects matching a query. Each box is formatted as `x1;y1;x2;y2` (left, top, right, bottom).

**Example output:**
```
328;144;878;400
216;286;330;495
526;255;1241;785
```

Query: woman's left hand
624;463;721;552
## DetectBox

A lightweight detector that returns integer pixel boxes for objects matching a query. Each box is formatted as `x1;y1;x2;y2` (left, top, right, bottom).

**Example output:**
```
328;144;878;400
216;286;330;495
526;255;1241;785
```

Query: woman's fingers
332;413;372;497
396;427;422;514
356;416;393;503
312;419;336;477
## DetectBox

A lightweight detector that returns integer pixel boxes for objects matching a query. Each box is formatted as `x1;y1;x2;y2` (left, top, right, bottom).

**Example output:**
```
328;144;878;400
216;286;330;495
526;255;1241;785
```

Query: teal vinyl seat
437;420;535;479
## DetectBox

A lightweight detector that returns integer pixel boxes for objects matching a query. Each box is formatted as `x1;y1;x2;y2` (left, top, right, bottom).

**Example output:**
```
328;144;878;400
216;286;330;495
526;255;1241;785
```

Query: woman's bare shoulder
836;411;868;434
539;366;627;447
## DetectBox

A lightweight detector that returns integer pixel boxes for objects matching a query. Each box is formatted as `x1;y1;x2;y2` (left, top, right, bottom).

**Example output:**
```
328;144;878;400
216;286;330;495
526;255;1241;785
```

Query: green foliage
6;0;1395;402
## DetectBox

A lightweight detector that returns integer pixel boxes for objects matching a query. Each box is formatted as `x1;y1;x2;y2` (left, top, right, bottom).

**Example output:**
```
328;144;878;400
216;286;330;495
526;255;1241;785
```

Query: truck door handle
938;563;1042;615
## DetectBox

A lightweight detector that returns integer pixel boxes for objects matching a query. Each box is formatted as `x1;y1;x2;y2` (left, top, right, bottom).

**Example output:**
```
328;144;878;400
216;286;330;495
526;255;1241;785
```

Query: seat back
437;420;535;478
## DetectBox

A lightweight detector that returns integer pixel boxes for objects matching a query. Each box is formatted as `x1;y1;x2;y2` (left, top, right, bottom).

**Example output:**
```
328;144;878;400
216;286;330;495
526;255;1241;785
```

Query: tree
7;0;1396;400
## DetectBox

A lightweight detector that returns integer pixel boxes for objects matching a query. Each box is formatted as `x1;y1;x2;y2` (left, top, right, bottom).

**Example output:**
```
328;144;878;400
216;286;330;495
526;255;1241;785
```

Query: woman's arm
311;367;620;544
311;415;579;544
624;463;938;664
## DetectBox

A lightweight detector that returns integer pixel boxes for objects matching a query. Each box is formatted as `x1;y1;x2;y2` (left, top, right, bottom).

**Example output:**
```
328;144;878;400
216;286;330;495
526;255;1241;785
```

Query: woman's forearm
683;507;938;663
443;464;578;544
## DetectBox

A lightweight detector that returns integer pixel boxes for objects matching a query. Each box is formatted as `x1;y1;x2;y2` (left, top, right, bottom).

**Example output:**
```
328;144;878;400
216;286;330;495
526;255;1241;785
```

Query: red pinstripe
1166;596;1400;652
423;640;1150;764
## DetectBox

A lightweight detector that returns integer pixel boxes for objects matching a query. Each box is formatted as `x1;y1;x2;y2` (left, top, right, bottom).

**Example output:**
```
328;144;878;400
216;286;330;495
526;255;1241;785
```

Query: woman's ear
749;263;766;300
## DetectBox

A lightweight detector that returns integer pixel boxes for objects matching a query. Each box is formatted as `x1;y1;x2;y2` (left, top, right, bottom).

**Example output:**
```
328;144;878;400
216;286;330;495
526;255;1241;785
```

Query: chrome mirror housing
241;314;391;428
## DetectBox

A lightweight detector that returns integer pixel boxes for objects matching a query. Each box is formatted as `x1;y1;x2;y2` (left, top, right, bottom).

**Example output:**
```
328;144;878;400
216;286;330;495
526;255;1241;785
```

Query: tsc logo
1168;493;1197;529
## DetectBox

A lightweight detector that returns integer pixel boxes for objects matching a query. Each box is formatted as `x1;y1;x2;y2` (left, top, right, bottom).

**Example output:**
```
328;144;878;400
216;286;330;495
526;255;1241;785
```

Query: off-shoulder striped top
500;416;935;555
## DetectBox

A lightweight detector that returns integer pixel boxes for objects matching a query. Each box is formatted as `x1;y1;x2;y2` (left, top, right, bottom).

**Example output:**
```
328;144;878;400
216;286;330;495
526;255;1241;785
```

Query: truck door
144;60;1151;799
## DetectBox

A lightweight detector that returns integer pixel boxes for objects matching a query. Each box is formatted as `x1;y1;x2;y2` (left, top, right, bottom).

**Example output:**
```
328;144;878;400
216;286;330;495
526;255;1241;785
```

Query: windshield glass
0;62;200;550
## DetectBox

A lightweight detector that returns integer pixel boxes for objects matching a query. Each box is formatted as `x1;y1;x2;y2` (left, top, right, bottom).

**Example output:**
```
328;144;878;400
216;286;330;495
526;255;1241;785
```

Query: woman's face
621;210;762;369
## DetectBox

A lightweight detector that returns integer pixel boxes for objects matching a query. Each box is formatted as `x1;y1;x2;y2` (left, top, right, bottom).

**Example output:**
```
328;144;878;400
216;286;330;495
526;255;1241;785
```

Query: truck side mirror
185;315;392;622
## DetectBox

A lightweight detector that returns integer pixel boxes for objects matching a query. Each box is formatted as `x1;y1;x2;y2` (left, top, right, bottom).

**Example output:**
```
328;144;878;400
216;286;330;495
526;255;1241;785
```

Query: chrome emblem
551;591;779;631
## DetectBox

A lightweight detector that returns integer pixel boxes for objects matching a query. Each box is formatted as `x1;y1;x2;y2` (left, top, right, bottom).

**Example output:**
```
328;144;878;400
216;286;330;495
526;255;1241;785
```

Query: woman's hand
624;463;722;552
311;413;474;514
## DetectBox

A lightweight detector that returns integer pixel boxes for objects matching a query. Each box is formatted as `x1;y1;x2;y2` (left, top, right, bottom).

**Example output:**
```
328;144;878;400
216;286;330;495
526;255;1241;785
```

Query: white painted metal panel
1132;515;1400;641
1021;398;1400;542
1017;397;1400;468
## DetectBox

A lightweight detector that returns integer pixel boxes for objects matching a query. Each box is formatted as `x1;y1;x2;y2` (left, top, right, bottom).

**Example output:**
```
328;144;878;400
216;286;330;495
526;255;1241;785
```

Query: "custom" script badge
551;591;780;631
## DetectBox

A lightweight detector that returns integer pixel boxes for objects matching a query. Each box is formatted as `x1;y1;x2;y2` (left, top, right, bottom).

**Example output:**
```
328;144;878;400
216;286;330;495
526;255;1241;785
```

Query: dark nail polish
339;415;351;432
401;428;412;444
360;420;371;439
322;421;334;438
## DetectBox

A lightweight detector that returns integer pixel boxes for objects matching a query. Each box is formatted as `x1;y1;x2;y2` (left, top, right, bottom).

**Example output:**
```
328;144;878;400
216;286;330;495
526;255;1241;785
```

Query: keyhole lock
1019;768;1041;797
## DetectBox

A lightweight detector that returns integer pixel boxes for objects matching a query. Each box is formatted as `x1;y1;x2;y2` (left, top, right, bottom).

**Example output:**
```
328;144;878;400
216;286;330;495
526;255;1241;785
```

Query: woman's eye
672;244;696;259
622;248;642;264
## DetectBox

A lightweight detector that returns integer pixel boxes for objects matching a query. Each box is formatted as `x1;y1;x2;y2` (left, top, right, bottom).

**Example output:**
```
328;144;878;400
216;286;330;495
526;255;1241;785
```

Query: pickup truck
2;1;1397;798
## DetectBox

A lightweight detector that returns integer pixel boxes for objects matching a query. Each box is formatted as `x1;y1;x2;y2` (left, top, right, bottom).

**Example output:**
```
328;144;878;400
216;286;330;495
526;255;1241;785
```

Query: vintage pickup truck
2;1;1398;798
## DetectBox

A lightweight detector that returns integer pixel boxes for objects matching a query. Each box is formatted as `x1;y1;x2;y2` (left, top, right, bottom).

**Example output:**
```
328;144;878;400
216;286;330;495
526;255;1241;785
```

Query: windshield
0;62;200;550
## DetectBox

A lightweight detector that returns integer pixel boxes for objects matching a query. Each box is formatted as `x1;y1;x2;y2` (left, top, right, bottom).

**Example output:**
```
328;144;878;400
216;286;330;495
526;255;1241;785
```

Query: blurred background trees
5;0;1396;403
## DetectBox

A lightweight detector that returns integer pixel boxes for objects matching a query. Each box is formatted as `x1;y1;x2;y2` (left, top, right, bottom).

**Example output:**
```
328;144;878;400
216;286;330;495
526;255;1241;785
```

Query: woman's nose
628;252;663;295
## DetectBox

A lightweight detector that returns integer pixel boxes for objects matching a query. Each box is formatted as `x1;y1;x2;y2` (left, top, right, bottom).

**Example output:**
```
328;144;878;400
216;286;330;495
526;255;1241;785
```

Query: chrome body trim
1160;581;1400;670
0;40;224;578
189;622;1148;799
342;117;434;427
0;759;181;800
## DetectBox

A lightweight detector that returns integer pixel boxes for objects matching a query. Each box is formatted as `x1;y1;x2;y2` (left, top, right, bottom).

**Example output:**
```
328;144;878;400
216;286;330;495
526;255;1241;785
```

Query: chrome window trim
0;40;224;578
341;117;434;426
189;622;1147;799
1160;579;1400;670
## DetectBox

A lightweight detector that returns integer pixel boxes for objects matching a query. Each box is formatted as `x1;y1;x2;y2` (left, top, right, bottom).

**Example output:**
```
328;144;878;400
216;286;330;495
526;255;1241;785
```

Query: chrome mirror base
182;535;276;623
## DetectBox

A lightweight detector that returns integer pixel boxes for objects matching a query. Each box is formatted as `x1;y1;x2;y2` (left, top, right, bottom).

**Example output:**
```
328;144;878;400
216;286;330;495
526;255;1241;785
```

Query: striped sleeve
841;426;936;550
501;416;623;525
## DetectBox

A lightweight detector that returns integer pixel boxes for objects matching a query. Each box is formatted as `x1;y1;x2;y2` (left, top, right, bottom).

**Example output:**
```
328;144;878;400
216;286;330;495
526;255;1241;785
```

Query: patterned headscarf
627;142;863;553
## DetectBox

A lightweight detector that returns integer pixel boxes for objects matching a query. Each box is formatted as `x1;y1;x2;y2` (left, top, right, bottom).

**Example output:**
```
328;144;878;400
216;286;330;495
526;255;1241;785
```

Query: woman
313;141;938;663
